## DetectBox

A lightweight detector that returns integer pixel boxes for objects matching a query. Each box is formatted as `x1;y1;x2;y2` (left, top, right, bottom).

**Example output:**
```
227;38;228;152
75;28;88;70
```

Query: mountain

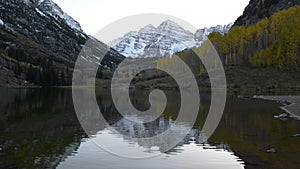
234;0;300;26
109;20;196;58
110;20;232;58
194;23;233;42
0;0;124;87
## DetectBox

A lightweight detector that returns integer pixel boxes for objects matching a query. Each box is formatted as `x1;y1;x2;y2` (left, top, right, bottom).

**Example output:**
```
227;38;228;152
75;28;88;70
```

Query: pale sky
52;0;249;38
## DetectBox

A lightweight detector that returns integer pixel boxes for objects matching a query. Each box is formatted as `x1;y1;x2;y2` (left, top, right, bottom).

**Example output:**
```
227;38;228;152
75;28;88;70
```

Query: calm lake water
0;88;300;169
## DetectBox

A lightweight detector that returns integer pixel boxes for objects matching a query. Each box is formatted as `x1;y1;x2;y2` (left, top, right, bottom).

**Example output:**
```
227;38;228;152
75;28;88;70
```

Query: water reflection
73;87;226;158
0;88;86;168
1;89;300;169
57;137;244;169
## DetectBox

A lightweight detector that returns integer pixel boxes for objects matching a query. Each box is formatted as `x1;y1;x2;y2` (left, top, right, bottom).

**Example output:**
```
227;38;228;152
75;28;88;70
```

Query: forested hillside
152;5;300;90
209;5;300;70
0;0;124;87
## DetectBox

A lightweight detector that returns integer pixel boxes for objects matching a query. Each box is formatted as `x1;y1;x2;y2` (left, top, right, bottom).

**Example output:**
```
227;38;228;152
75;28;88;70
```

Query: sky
52;0;250;40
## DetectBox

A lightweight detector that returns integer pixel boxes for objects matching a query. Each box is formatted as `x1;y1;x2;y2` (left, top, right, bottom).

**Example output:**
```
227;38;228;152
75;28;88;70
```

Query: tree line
1;50;72;86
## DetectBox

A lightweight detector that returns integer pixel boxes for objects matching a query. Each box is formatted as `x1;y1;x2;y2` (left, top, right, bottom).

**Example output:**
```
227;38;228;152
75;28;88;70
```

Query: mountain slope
33;0;83;32
110;20;232;58
209;5;300;70
234;0;300;26
0;0;124;87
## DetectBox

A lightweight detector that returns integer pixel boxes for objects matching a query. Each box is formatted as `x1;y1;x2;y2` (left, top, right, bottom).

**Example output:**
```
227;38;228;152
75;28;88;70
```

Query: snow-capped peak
158;19;181;30
110;20;233;58
139;24;156;34
110;20;196;58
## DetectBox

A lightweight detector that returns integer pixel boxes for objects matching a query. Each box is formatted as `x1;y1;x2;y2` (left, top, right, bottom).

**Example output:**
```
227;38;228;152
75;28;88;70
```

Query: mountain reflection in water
1;88;300;169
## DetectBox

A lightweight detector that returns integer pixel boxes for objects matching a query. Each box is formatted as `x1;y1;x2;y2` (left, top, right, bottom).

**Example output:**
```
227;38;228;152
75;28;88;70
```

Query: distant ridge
110;20;232;58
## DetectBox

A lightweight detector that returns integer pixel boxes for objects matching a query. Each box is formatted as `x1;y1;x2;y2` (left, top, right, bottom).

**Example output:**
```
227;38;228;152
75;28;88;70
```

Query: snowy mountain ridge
21;0;83;32
110;20;233;58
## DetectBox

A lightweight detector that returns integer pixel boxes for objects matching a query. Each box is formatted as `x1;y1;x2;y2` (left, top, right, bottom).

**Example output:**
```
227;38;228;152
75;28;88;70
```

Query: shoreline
253;95;300;119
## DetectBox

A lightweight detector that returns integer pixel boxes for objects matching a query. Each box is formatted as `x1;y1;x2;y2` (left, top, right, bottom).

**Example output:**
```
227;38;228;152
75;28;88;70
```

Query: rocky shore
254;95;300;119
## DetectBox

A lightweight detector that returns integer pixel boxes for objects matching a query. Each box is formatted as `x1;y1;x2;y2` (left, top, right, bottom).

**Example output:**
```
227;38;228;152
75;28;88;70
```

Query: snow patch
0;19;4;26
35;8;46;17
22;0;32;5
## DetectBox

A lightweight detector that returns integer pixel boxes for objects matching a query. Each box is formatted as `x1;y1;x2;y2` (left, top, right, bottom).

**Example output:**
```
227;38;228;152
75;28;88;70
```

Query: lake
0;88;299;169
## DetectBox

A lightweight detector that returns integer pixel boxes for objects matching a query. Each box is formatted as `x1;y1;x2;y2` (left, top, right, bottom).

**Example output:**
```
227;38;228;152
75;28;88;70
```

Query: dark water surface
0;88;299;169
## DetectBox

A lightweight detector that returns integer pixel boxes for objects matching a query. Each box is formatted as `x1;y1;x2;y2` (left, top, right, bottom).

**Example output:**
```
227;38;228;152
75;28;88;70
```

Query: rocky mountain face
32;0;83;32
194;23;233;42
234;0;300;26
0;0;124;87
110;20;232;58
